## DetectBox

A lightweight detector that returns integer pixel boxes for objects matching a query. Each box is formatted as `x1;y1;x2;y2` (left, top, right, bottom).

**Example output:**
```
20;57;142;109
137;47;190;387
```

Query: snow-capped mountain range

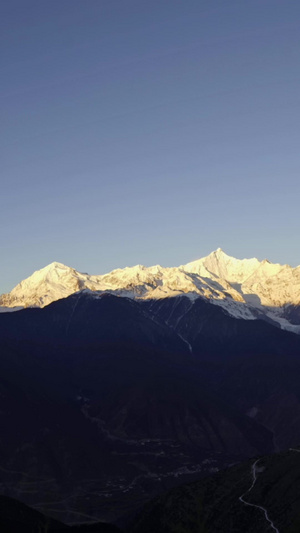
1;248;300;333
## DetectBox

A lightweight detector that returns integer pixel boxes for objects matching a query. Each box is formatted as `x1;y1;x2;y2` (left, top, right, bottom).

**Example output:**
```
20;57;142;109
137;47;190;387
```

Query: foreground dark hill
0;494;66;532
3;447;300;532
129;447;300;533
0;494;121;532
0;292;300;525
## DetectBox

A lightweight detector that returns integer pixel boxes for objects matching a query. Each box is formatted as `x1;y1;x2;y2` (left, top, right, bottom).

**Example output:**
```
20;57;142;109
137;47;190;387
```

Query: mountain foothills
1;250;300;531
1;248;300;333
130;448;300;533
3;447;300;533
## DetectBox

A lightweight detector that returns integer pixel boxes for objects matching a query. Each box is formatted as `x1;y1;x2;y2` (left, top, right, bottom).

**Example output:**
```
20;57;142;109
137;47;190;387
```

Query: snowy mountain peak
183;249;261;284
0;261;80;308
32;261;72;277
212;247;226;255
1;251;300;334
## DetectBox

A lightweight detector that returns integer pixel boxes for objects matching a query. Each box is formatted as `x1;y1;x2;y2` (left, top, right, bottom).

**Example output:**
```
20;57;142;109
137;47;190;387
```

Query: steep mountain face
1;249;300;332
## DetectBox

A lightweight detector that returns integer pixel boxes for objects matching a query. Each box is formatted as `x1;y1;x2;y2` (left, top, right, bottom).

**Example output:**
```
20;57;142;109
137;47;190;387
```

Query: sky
1;0;300;292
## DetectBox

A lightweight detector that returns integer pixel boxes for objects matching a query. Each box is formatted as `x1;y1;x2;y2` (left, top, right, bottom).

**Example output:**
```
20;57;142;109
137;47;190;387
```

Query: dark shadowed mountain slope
0;292;189;355
143;295;300;358
0;292;280;525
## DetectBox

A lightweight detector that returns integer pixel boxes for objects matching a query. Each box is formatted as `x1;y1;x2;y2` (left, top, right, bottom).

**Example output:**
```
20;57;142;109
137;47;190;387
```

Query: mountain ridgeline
0;250;300;530
1;248;300;333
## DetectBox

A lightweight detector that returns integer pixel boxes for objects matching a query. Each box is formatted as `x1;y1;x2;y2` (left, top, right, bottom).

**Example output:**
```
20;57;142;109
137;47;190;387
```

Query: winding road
239;459;279;532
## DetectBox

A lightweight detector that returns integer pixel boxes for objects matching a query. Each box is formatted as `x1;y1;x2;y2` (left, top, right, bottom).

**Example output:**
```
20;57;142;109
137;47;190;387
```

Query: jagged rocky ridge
1;249;300;333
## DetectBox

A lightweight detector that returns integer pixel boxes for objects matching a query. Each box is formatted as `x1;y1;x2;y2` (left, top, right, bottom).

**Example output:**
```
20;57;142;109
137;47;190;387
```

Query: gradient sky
1;0;300;292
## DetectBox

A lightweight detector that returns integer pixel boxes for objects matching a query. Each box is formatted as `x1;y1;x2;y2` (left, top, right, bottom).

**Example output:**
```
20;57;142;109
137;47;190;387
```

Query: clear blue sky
1;0;300;292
